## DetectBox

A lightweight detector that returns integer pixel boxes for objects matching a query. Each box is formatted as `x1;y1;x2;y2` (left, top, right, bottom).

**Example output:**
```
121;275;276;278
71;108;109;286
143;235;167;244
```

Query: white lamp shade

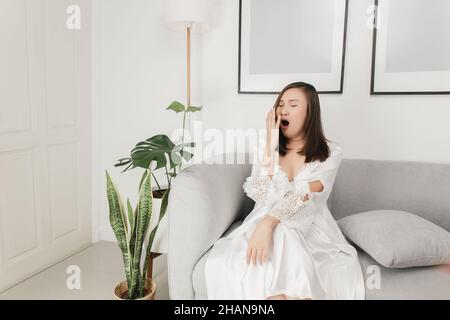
164;0;213;34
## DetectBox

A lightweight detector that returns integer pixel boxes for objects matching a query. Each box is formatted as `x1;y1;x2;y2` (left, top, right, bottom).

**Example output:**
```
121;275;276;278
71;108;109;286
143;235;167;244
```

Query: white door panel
0;0;91;292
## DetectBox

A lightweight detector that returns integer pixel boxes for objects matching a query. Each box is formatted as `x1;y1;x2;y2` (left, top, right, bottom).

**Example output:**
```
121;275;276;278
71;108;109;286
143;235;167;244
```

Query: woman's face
275;88;308;140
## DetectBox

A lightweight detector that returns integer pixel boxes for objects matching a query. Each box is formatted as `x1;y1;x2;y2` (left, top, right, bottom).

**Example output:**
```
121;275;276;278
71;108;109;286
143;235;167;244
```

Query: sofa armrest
167;161;252;300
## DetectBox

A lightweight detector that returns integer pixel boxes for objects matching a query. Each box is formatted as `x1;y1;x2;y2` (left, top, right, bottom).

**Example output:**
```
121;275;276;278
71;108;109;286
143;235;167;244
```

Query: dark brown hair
274;81;330;162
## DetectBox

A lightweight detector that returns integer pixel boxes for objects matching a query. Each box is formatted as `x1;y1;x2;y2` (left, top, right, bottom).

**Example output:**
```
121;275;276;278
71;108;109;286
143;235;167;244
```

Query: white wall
201;0;450;163
91;0;203;241
92;0;450;242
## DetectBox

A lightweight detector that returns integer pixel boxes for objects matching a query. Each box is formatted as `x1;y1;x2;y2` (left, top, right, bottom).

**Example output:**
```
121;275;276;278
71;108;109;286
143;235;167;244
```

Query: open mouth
280;119;289;128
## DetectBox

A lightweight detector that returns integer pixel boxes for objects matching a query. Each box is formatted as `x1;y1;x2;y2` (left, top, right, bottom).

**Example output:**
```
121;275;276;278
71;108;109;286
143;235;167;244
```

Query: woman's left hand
246;218;278;266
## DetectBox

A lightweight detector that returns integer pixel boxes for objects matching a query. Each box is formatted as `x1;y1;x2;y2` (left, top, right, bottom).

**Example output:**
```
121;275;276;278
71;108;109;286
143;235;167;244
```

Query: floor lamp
144;0;213;281
165;0;212;129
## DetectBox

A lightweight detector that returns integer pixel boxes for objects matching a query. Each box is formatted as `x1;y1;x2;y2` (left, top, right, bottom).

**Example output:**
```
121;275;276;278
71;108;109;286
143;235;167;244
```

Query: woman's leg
266;293;312;300
266;294;287;300
284;294;312;300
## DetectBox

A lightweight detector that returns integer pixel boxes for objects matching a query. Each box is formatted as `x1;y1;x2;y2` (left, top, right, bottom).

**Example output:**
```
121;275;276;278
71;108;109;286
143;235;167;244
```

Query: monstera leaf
115;134;195;172
166;101;202;114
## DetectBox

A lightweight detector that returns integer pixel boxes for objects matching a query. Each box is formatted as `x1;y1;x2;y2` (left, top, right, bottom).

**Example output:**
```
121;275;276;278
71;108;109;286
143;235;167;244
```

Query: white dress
204;142;365;300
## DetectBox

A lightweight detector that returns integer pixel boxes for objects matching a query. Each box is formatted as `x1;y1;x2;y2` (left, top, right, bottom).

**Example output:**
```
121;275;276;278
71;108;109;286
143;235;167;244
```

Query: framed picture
238;0;349;94
371;0;450;95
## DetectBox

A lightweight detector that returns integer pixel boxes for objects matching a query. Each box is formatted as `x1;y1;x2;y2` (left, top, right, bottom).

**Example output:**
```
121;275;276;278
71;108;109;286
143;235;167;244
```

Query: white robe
204;142;366;300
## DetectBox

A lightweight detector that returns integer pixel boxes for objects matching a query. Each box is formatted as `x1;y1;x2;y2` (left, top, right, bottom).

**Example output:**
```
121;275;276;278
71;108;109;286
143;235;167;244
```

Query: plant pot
113;278;157;300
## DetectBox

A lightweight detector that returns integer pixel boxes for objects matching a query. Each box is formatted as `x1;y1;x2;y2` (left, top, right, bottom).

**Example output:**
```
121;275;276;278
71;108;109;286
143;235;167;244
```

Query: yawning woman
204;81;365;300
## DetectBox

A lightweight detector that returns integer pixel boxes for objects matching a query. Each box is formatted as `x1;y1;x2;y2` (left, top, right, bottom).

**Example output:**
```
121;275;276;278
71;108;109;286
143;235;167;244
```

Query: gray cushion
338;210;450;268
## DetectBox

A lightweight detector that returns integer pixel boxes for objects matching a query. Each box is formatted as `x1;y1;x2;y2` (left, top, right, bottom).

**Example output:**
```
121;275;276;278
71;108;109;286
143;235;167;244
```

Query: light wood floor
0;241;170;300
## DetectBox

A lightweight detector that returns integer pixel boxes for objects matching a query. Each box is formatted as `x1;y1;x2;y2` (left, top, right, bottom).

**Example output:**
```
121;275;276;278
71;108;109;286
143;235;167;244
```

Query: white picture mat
239;0;347;93
373;0;450;93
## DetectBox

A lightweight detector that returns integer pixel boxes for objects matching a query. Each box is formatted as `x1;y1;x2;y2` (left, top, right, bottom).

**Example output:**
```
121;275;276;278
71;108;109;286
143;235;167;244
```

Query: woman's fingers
252;249;257;265
247;247;259;265
246;246;270;265
261;249;268;264
247;236;271;265
257;248;264;265
275;114;281;129
268;110;273;128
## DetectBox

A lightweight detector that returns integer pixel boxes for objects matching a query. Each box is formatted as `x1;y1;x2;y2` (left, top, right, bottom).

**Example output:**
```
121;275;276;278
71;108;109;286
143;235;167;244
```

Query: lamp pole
187;22;191;109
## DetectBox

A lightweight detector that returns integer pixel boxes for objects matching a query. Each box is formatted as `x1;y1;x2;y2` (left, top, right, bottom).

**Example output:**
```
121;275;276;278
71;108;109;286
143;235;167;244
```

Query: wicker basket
113;278;156;300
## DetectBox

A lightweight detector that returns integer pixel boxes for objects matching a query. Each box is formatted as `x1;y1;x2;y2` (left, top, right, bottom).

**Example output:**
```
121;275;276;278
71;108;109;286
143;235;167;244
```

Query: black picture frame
238;0;349;95
370;0;450;95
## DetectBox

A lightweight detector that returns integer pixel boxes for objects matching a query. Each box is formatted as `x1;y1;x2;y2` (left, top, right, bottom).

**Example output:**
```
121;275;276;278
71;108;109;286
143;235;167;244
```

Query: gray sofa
167;156;450;300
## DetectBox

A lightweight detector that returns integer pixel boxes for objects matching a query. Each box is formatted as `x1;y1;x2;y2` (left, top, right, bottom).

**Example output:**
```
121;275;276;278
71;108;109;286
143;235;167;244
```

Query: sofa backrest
329;158;450;231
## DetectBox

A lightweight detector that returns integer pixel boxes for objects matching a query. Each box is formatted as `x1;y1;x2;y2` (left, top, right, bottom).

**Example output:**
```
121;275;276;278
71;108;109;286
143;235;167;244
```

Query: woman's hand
246;217;278;265
266;109;281;153
263;109;281;175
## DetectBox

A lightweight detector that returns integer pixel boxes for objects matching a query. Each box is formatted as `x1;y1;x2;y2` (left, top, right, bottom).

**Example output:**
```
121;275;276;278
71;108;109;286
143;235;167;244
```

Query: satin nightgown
204;141;365;300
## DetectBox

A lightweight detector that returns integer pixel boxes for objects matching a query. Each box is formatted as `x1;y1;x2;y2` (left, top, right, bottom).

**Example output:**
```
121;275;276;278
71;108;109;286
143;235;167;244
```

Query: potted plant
106;168;169;300
112;101;201;295
115;101;200;250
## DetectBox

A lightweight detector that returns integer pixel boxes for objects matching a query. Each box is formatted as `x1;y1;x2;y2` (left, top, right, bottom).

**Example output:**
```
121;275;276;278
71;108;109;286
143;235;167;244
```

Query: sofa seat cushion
356;245;450;299
193;220;243;300
192;221;450;300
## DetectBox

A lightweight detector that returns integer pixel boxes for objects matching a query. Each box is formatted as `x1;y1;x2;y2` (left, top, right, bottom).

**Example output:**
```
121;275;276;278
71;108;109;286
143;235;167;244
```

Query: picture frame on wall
238;0;349;94
371;0;450;95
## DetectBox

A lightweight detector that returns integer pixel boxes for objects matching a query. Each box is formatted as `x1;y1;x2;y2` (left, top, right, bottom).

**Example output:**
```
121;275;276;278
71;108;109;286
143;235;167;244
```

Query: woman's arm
246;180;321;266
261;180;323;227
242;162;283;207
247;144;343;265
242;145;286;207
264;144;343;229
243;109;282;206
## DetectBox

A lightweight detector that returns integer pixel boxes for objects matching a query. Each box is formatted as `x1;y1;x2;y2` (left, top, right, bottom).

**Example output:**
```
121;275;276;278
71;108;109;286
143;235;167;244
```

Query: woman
204;82;365;300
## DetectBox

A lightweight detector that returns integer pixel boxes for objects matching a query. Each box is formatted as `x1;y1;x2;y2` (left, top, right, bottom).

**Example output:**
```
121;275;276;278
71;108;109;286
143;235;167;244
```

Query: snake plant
106;168;169;299
108;101;200;299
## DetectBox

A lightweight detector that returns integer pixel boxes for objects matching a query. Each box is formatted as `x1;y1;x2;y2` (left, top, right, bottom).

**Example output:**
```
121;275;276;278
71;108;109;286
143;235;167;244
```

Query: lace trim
266;181;316;233
242;164;288;207
243;160;316;207
277;200;316;234
275;161;315;183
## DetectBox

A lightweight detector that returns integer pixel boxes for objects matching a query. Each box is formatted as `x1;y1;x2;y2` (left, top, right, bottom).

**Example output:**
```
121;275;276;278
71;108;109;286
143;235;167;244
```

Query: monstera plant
115;101;201;189
110;101;201;298
115;134;194;190
106;168;169;299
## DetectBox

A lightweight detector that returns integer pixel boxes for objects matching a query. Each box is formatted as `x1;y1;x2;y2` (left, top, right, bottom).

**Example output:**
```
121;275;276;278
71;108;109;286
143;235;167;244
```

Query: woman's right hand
266;109;281;153
246;219;276;265
263;109;280;174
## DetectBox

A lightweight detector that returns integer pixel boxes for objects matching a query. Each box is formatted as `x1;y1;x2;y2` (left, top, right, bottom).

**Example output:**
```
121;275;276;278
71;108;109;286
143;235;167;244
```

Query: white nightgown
204;141;366;300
